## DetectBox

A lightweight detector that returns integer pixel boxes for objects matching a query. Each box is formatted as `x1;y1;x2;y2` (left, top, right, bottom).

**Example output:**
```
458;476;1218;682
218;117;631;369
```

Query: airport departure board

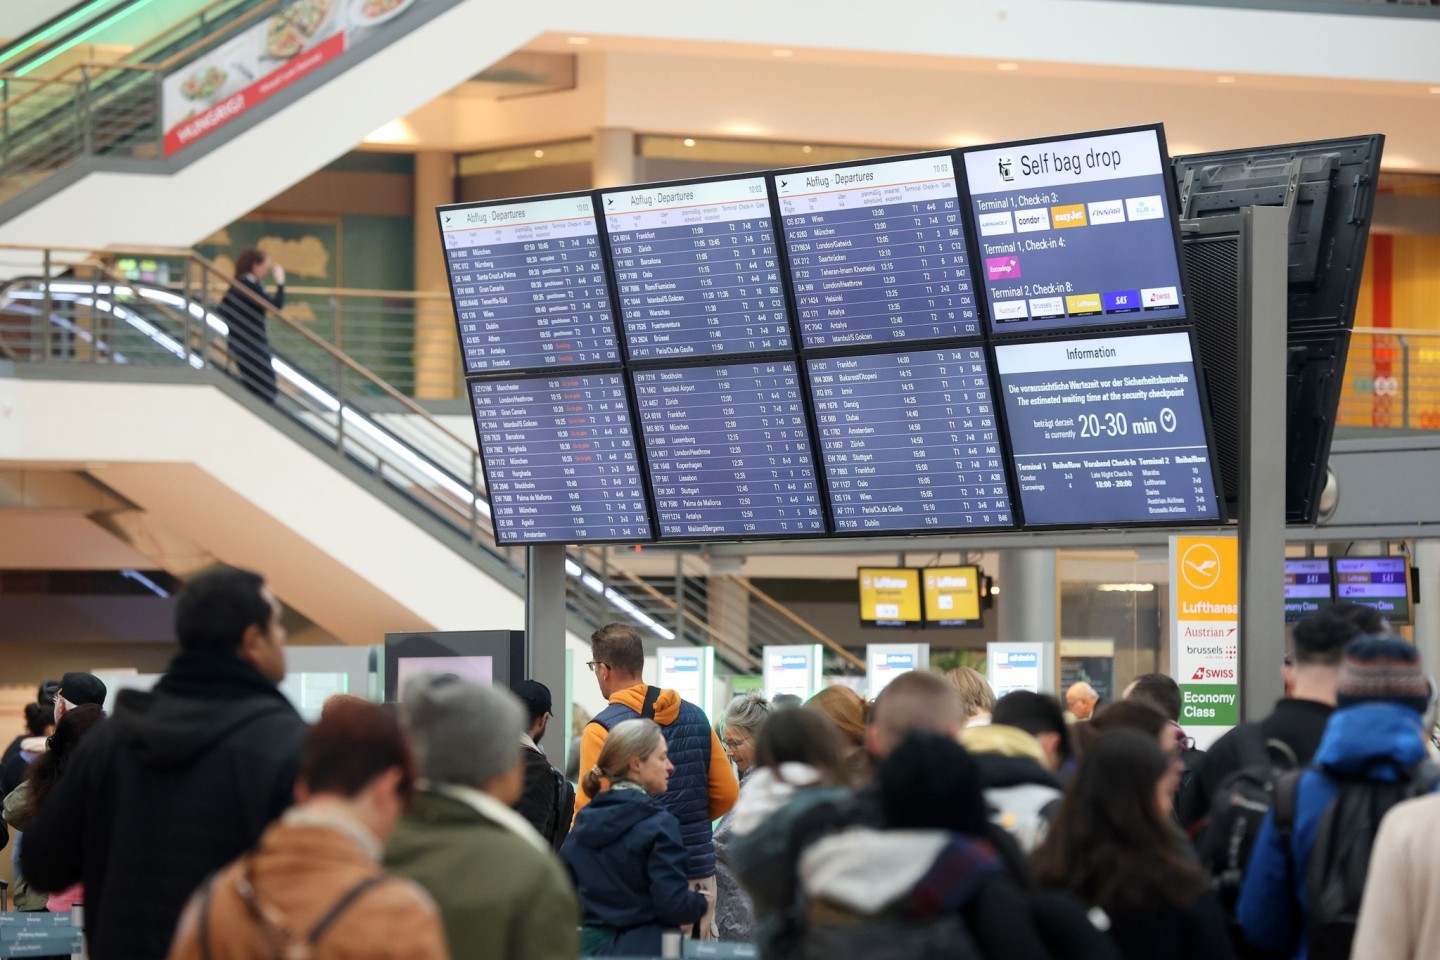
776;154;981;349
601;177;792;361
807;347;1014;533
633;361;824;540
440;194;619;374
995;329;1221;526
470;373;650;544
962;127;1187;334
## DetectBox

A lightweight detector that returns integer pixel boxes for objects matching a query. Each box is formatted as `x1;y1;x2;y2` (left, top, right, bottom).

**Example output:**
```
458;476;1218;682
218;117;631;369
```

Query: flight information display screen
633;360;824;540
807;347;1014;533
601;177;792;361
470;373;650;544
962;126;1187;334
1334;557;1412;624
1285;559;1335;623
440;194;619;374
776;154;980;349
995;329;1221;526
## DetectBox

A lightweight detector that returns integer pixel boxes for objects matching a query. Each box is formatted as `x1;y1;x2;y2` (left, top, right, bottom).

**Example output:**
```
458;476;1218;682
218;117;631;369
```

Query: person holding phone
220;248;285;403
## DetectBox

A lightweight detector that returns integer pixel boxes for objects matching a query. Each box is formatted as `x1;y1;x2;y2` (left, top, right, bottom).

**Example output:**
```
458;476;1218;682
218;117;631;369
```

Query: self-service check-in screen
995;329;1221;526
963;127;1186;334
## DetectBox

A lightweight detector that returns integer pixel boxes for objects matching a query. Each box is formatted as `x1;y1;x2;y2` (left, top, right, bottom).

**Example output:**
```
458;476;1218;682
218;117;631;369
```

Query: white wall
0;0;74;42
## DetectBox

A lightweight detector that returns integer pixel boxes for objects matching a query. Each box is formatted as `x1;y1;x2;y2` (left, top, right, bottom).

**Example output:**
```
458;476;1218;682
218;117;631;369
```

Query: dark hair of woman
27;704;106;817
1073;698;1169;758
234;248;268;278
753;705;852;788
1031;728;1206;913
24;702;51;736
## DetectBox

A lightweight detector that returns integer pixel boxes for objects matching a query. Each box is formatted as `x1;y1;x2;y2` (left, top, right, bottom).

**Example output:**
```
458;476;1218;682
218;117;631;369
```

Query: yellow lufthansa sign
923;566;982;623
1174;536;1239;621
859;568;921;625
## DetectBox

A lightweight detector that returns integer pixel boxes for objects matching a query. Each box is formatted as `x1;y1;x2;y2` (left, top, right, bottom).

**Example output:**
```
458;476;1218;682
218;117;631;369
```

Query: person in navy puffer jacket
563;718;711;956
1238;634;1438;960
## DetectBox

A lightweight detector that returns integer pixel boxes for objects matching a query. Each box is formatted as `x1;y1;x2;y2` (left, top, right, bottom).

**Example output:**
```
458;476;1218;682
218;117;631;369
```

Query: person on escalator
220;248;285;403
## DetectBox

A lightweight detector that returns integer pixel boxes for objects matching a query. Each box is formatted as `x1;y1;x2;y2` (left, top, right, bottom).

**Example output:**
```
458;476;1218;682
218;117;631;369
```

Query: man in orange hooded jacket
576;623;739;938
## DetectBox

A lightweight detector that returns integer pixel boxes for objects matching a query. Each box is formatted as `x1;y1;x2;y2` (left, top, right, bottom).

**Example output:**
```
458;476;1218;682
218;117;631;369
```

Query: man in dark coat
21;565;308;960
218;248;285;403
514;679;574;851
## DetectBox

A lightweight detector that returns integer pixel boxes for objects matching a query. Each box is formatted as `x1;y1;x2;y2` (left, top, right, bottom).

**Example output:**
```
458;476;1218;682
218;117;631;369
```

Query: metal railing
0;243;847;671
1337;326;1440;430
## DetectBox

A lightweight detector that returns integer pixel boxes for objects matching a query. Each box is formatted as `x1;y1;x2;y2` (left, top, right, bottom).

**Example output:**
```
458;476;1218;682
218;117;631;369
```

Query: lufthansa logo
1181;542;1223;591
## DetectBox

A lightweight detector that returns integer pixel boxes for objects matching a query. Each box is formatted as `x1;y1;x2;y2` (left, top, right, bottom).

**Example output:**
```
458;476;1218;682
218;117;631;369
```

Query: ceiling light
683;138;696;148
996;62;1019;71
566;36;589;45
1216;75;1237;84
1096;582;1157;592
772;49;793;58
533;149;545;158
801;145;813;154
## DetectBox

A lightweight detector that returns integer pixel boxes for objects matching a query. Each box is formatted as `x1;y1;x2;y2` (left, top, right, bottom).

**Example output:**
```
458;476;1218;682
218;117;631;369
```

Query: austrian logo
992;299;1029;322
986;257;1021;280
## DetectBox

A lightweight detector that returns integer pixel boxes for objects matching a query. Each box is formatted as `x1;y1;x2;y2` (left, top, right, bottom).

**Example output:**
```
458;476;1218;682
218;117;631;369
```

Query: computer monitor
858;567;922;628
1284;558;1335;624
1333;557;1412;626
383;630;527;701
921;565;984;628
1172;135;1383;524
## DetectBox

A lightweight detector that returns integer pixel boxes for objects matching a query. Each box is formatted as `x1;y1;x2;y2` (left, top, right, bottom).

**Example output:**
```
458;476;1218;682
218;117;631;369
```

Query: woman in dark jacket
1032;728;1236;960
219;247;285;403
561;718;709;956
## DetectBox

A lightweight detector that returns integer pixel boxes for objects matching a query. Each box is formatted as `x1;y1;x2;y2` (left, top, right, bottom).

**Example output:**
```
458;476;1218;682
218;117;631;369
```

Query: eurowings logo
986;256;1021;280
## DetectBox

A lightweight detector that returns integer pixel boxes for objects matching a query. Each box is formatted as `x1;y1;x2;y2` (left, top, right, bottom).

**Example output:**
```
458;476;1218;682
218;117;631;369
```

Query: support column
1237;206;1289;721
1414;541;1440;674
412;150;458;400
998;549;1059;693
526;545;569;769
592;127;636;188
708;576;751;666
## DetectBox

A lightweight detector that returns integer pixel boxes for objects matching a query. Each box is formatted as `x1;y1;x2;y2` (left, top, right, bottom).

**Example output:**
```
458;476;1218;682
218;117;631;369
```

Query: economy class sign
1170;535;1239;747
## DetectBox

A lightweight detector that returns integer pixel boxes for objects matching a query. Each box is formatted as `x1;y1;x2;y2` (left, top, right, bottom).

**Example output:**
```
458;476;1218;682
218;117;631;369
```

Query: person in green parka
386;674;580;960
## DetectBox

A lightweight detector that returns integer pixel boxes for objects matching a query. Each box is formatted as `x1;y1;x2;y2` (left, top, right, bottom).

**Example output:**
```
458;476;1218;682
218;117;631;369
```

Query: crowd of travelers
2;563;1437;960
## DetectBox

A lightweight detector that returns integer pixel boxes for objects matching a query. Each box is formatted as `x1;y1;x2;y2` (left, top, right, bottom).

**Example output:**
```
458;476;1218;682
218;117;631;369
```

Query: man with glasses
575;623;739;940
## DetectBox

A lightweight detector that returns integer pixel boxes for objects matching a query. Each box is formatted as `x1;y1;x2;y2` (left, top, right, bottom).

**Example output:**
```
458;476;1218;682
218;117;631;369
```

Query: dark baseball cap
59;672;108;707
515;680;553;718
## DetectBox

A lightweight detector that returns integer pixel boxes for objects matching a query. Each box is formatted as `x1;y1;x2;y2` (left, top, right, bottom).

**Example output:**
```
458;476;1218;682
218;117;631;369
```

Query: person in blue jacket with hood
562;717;711;956
1237;634;1436;960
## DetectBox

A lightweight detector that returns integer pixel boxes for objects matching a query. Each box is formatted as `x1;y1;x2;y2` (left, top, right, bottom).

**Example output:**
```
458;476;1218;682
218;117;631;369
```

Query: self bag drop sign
1169;534;1239;749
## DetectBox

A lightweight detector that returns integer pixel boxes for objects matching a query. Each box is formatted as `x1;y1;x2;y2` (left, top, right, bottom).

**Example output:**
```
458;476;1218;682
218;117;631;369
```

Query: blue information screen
441;194;620;374
1285;559;1335;623
994;330;1221;526
962;127;1187;334
602;177;791;361
470;373;650;544
807;347;1014;533
776;154;980;349
1334;557;1411;622
633;361;824;540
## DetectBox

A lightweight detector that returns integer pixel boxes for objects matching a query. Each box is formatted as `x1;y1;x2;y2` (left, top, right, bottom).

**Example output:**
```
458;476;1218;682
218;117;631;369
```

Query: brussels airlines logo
1192;666;1236;681
998;156;1015;182
986;256;1021;280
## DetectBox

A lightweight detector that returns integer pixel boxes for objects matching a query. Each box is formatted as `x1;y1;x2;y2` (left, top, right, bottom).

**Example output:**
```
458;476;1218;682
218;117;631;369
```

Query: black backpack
1273;760;1440;960
1194;723;1299;917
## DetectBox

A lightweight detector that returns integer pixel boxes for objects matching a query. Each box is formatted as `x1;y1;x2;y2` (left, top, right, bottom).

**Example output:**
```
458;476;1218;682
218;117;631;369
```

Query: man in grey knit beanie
385;675;581;960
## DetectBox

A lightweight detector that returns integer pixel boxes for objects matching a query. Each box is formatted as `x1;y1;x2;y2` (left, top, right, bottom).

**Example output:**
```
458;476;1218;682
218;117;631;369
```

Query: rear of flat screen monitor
383;630;526;702
1172;135;1382;524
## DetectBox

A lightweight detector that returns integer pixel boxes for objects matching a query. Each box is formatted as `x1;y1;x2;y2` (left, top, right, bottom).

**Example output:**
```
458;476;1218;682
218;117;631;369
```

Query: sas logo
1102;290;1141;313
986;256;1022;280
998;156;1015;182
1191;666;1236;681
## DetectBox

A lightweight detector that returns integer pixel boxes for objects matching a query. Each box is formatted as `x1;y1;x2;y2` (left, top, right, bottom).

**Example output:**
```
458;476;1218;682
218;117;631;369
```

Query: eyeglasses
585;661;608;673
721;736;751;751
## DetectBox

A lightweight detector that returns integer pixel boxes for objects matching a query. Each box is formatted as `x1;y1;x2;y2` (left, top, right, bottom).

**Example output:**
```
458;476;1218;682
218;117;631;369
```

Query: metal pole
1401;335;1411;429
39;248;52;360
600;547;611;623
526;544;569;770
1237;205;1290;720
675;554;687;645
997;549;1059;693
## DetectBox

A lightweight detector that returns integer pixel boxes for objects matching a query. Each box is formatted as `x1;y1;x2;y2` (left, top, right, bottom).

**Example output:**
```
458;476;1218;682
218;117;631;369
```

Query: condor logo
1191;666;1236;681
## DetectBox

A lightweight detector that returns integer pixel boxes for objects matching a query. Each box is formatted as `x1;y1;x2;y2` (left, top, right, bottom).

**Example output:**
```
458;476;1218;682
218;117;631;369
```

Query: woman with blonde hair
561;718;710;956
946;666;996;726
805;684;873;783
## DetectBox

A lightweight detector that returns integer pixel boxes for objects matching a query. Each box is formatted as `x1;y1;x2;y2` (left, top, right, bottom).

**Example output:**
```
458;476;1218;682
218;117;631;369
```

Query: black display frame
801;341;1024;539
767;148;988;354
990;324;1228;531
954;122;1193;340
465;369;658;546
628;355;832;544
920;563;987;629
436;188;625;379
1283;557;1337;625
595;170;801;367
857;566;924;629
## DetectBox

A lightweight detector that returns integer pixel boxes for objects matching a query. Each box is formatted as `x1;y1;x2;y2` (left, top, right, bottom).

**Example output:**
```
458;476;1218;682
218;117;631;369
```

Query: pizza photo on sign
350;0;416;26
265;0;338;58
